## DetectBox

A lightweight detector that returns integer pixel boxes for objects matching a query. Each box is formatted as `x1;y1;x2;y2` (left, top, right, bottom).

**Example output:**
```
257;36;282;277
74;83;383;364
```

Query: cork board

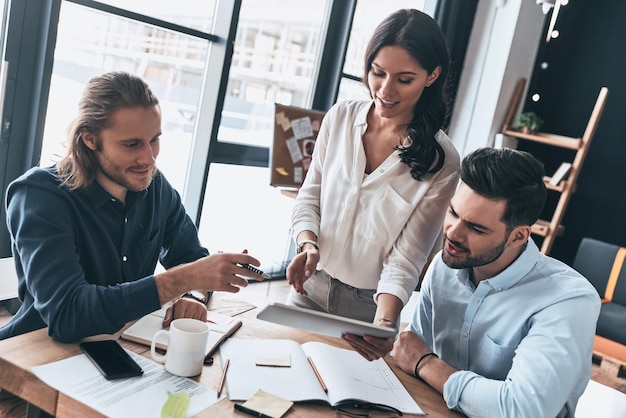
270;103;325;189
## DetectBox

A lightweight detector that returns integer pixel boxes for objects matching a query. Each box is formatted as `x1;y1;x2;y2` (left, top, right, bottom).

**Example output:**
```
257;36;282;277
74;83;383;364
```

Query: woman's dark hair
461;147;547;228
363;9;451;181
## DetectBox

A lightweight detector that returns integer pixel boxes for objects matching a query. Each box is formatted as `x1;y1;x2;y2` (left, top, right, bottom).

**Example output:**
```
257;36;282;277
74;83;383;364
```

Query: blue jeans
286;269;377;323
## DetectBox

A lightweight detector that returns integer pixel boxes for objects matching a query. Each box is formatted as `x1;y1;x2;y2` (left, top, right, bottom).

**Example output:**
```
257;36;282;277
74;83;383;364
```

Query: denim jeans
286;269;377;323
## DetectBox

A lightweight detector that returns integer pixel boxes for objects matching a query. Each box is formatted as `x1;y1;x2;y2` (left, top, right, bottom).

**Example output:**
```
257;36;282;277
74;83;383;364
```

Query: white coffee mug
150;318;210;377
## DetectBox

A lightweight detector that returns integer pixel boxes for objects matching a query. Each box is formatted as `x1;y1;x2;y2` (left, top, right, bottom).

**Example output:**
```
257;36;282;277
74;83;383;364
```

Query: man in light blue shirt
391;147;600;417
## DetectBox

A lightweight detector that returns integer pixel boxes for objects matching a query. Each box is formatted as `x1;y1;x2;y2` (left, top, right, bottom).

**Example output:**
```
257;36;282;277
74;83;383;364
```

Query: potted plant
514;111;544;134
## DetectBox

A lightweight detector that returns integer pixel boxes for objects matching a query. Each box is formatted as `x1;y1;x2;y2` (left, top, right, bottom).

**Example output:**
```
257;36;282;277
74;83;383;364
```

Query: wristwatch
297;239;319;254
181;290;209;305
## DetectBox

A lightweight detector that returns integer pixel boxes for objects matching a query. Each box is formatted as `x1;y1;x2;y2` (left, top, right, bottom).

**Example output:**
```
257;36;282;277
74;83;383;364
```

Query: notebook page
303;341;424;414
219;338;328;402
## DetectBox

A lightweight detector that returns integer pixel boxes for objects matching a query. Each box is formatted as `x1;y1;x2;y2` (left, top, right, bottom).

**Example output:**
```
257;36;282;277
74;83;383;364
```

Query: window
199;0;331;268
217;0;329;148
39;0;218;194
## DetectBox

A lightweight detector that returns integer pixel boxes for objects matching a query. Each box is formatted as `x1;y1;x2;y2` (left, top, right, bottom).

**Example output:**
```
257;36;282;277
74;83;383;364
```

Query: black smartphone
80;340;144;380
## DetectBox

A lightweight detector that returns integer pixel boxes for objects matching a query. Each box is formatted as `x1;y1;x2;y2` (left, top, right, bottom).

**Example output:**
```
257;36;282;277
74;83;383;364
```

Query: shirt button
380;169;384;173
111;198;116;202
125;218;128;223
463;332;468;338
122;256;128;262
474;298;480;304
497;287;503;292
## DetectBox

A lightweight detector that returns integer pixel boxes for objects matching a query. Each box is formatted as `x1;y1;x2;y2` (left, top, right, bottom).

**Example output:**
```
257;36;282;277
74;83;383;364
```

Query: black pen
234;403;272;418
238;263;271;279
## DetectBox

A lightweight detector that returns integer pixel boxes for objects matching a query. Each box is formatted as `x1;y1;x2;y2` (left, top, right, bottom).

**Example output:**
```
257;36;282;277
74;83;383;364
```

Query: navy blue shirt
1;166;208;342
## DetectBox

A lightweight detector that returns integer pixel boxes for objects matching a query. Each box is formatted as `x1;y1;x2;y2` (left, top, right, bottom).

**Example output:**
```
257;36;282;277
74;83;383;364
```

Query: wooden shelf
543;177;568;192
531;219;565;237
502;129;582;150
500;78;608;254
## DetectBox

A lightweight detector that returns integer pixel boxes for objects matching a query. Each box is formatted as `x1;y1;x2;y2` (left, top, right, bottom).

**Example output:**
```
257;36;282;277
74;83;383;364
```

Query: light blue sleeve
409;268;435;348
443;292;600;418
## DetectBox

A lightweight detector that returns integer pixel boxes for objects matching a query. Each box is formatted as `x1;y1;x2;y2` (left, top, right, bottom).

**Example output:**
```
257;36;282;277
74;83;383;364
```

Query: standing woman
286;9;460;359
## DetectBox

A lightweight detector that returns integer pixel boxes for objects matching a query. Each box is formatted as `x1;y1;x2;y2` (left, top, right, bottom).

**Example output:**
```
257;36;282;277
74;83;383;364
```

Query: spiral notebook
121;307;242;357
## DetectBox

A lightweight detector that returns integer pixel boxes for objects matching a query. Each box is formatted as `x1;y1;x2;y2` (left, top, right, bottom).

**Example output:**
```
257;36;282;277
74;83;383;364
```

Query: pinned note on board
270;103;325;189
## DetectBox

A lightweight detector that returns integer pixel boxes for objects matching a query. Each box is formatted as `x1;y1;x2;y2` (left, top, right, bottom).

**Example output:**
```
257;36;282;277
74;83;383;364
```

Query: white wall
449;0;547;156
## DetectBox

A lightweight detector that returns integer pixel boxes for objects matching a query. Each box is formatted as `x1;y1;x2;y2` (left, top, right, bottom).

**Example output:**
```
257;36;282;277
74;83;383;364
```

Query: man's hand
342;333;395;361
162;297;207;328
155;252;267;306
193;252;266;292
391;330;456;394
390;330;433;376
286;250;320;295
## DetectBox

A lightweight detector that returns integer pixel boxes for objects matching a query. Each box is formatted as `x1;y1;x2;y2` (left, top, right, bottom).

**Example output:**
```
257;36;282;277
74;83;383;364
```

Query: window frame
0;0;356;256
0;1;460;258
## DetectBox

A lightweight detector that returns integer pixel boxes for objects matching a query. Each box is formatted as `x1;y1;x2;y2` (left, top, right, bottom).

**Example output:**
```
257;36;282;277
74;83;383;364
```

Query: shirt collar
354;100;374;128
353;101;413;148
86;181;149;210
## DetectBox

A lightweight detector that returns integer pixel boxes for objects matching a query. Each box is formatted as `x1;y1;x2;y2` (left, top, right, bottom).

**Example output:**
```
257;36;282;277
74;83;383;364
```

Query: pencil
307;356;327;393
217;358;230;398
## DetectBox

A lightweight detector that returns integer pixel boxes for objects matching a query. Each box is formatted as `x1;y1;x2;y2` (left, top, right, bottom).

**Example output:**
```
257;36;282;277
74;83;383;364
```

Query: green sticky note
161;391;190;418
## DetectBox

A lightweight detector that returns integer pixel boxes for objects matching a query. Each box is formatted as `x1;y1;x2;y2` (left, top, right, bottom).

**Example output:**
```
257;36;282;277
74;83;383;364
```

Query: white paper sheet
290;116;314;140
32;350;220;417
575;379;626;418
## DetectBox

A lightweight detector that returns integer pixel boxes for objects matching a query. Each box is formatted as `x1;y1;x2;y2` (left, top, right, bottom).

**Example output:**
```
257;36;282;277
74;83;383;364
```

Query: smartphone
80;340;144;380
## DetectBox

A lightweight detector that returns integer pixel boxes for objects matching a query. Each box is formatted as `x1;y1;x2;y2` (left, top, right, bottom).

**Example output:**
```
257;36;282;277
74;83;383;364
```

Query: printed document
32;349;220;417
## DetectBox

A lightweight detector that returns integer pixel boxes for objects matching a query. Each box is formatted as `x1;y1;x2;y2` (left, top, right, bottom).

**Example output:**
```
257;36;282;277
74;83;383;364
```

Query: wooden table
0;298;463;417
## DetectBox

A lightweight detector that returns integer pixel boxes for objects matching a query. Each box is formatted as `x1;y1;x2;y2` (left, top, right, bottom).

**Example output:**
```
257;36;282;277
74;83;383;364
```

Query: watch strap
181;291;208;305
297;239;319;253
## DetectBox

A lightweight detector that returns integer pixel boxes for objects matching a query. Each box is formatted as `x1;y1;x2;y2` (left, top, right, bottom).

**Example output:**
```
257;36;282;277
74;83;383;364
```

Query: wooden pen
217;359;230;398
307;356;327;393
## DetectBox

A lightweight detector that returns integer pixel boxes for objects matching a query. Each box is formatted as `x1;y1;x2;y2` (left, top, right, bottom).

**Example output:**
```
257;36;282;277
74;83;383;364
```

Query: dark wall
519;0;626;264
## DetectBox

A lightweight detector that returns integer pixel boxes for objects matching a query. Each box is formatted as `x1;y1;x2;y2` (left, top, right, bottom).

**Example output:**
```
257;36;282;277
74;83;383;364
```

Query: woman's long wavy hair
363;9;451;181
56;71;159;190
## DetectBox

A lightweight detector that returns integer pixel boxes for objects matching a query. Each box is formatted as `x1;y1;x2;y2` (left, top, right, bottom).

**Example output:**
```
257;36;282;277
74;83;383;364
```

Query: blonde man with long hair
1;71;265;342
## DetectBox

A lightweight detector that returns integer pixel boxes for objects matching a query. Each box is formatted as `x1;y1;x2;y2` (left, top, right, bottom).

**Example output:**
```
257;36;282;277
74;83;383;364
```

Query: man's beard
441;236;508;270
97;152;156;192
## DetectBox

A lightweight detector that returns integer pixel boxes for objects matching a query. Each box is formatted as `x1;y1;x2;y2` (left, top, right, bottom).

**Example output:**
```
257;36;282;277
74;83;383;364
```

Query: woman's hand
342;332;395;361
286;249;320;295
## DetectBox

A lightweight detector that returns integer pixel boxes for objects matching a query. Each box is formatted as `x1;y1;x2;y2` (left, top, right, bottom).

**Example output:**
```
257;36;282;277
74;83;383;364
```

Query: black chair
572;238;626;362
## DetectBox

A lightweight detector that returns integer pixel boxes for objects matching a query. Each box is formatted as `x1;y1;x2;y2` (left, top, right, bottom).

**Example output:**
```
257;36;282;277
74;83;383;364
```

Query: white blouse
291;100;460;305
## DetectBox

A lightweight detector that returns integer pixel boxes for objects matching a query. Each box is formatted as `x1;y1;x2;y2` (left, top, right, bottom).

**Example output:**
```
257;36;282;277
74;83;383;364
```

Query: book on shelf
121;307;242;358
549;162;572;186
219;338;424;415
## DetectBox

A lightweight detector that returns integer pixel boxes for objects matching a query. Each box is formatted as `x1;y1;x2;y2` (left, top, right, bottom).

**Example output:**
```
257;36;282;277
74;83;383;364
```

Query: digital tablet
256;303;396;339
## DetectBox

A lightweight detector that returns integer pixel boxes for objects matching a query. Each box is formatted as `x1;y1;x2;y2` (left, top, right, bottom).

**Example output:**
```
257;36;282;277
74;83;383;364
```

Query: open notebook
220;338;424;415
121;307;242;358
